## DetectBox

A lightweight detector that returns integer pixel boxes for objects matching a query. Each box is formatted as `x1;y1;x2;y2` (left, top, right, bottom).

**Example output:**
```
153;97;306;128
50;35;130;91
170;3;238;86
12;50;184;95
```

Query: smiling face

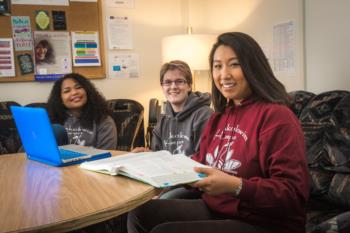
212;45;252;105
161;69;191;112
61;78;87;116
35;43;48;61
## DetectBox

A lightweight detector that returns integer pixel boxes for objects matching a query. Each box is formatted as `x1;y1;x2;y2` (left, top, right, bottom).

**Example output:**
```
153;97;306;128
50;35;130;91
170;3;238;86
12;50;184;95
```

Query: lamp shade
161;34;216;71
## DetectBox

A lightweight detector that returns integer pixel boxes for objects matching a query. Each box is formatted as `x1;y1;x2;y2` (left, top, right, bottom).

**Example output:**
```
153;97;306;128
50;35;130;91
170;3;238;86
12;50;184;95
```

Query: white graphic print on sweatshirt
66;125;93;146
205;124;247;174
163;131;190;155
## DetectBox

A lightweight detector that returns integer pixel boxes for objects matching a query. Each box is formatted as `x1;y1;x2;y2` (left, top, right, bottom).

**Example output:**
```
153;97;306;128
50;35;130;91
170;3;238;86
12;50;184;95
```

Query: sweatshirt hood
165;91;211;121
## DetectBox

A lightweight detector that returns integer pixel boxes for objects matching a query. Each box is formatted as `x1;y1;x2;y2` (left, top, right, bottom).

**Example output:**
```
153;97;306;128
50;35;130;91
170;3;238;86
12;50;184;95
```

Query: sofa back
289;90;350;208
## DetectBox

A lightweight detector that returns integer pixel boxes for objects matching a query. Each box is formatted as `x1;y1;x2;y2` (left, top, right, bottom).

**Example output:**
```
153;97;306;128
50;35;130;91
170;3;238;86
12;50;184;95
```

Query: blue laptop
11;106;111;166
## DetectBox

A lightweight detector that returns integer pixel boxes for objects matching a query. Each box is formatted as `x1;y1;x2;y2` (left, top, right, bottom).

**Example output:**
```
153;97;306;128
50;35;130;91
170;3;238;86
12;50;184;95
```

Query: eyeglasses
161;79;187;87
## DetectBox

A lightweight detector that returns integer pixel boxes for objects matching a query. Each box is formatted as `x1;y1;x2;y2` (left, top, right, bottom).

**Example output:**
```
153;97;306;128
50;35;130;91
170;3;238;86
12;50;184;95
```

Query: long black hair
209;32;290;113
35;39;55;64
47;73;111;129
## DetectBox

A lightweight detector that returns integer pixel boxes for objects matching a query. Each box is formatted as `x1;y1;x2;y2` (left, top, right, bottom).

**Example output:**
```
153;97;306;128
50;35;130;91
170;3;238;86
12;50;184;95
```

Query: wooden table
0;151;159;233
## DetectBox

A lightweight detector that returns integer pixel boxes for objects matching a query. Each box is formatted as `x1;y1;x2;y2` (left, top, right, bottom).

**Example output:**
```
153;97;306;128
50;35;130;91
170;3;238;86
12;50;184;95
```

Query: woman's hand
131;147;151;153
193;167;241;196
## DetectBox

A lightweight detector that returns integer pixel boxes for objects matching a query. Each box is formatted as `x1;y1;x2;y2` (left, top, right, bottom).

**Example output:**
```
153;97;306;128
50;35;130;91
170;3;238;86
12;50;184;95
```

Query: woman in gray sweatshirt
47;73;117;150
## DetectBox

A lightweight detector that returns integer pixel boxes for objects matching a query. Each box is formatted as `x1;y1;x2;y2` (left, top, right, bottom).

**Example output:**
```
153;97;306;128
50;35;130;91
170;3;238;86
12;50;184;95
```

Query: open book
80;150;208;188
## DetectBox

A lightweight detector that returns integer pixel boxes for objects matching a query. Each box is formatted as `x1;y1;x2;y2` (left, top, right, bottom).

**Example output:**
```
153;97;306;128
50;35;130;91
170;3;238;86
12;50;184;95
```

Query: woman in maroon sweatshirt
127;32;310;233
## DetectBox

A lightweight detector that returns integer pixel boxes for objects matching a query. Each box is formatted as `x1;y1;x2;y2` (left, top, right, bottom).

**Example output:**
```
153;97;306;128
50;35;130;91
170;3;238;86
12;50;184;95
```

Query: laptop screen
11;106;63;166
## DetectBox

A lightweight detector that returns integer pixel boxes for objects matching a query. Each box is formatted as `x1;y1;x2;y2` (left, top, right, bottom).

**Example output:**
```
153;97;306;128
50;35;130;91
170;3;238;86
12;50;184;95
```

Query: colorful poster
0;38;15;77
71;31;101;66
33;31;72;81
108;52;139;78
11;16;33;51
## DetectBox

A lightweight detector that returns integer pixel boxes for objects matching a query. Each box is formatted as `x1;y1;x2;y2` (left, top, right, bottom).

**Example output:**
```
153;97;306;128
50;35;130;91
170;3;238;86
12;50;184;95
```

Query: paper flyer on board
71;31;101;67
12;0;69;5
0;38;15;77
11;16;33;51
107;16;133;49
273;21;296;75
108;52;139;78
0;0;11;16
106;0;134;8
33;31;72;81
17;53;34;75
70;0;97;2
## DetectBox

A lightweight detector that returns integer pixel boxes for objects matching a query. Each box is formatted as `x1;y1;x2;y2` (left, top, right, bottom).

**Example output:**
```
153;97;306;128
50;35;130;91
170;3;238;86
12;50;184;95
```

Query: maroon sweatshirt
193;99;309;233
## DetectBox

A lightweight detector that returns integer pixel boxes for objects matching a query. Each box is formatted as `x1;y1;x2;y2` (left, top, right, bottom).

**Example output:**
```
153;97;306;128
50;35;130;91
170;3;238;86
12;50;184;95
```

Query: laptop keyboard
59;148;86;160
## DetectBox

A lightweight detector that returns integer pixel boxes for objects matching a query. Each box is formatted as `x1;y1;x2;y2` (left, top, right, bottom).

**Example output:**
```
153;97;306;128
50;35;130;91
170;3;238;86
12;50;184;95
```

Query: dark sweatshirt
193;99;309;233
152;91;213;156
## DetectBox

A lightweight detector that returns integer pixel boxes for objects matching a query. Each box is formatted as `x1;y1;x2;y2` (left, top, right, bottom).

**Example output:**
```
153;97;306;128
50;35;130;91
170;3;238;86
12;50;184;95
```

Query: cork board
0;0;105;82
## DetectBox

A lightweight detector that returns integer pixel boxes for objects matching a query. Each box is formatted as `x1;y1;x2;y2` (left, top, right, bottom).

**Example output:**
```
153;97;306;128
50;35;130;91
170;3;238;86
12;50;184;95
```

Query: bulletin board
0;0;105;82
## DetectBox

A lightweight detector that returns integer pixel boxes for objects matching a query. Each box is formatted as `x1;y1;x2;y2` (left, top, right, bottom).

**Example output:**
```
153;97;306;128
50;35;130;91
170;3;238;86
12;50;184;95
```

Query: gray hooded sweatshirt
64;114;117;150
151;91;213;156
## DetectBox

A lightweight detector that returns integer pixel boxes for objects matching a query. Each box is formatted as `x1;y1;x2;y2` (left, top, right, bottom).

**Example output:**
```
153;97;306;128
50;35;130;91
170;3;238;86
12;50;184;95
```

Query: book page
80;151;209;187
120;152;208;187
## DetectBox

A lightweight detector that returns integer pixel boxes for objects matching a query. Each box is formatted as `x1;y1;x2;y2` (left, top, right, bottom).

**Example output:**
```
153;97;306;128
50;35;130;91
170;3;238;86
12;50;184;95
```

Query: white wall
0;0;304;128
197;0;304;92
305;0;350;93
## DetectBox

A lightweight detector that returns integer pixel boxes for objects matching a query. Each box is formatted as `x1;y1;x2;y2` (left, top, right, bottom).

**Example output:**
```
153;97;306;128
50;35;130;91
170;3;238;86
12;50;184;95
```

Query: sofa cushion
289;91;350;232
308;211;350;233
299;91;349;169
328;174;350;207
299;90;349;124
328;94;350;173
289;90;315;117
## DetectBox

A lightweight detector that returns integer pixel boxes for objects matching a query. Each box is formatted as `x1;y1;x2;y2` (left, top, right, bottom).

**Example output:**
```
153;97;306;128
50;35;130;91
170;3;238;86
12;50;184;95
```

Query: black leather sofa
289;90;350;233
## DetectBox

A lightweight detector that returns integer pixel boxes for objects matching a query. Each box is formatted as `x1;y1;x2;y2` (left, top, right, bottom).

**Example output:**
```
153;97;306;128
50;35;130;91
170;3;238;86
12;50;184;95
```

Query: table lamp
161;28;216;91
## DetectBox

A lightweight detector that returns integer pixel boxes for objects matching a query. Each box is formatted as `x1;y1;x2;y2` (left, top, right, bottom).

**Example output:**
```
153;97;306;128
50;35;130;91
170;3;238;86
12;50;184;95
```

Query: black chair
107;99;145;151
146;98;161;148
0;101;22;154
25;102;48;109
